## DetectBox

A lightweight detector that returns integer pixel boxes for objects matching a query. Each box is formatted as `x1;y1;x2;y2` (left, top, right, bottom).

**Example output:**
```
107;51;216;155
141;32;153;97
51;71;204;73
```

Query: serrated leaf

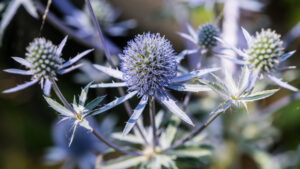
157;94;194;126
88;91;137;116
241;89;279;102
102;156;147;169
85;96;106;111
44;96;74;117
79;82;93;106
171;68;220;83
167;84;211;92
123;95;148;136
93;64;124;80
199;79;229;99
268;75;298;92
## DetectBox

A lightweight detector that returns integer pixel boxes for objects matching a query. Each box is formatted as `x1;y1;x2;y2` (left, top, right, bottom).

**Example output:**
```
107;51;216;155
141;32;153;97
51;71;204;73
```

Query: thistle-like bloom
177;23;220;56
91;33;219;135
217;28;298;91
200;67;279;112
3;36;93;95
45;117;115;169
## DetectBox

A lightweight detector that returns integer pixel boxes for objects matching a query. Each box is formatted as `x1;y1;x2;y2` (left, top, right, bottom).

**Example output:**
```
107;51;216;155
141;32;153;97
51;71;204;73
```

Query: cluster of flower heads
3;36;93;95
91;32;220;135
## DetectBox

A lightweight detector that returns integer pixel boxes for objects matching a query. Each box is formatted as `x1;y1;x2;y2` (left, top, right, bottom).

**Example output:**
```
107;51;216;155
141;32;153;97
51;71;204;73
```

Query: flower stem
50;78;77;115
90;128;142;156
165;110;224;151
84;0;149;145
84;0;114;67
149;97;157;150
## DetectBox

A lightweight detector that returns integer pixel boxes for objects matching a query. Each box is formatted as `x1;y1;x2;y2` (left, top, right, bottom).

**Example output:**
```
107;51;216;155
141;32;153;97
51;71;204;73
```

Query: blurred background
0;0;300;168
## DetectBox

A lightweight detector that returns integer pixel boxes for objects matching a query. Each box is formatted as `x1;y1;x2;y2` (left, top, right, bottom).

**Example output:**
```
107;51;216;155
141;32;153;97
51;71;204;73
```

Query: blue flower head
198;23;220;49
120;33;177;97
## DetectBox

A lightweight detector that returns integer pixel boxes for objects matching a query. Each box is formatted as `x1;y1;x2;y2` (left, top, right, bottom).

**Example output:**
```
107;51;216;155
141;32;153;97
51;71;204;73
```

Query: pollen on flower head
26;38;63;79
84;0;116;26
246;29;284;73
198;23;220;49
120;33;177;97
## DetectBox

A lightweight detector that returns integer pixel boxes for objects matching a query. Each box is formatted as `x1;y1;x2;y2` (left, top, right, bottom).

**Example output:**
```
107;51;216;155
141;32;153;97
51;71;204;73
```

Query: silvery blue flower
45;117;115;169
217;28;298;91
2;36;93;95
90;32;220;135
200;66;279;113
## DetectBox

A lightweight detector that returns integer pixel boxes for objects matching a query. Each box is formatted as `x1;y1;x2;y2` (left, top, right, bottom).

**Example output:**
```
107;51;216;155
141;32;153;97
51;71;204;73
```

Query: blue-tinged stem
84;0;114;67
149;97;157;150
84;0;149;145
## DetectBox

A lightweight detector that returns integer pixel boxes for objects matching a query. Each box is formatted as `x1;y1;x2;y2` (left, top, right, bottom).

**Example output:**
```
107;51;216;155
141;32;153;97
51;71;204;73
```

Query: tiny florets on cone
246;29;284;73
198;23;220;49
120;33;177;97
26;38;63;79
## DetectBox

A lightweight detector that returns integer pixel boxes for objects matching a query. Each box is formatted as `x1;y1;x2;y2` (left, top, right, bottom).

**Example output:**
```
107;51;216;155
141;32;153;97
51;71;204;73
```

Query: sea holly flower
216;28;298;91
2;36;93;95
102;112;211;169
90;33;219;135
177;23;220;56
200;67;279;112
45;116;116;169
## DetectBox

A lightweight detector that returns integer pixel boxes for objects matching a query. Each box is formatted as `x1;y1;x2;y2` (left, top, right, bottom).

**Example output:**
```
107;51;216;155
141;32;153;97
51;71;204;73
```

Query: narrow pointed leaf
79;82;93;106
123;95;148;135
85;96;106;111
11;57;31;67
3;68;32;75
176;49;199;63
166;146;211;158
225;70;237;95
215;37;249;58
22;0;38;18
211;100;232;115
57;36;68;55
241;27;253;46
177;32;197;44
43;79;52;96
171;68;220;83
280;50;296;62
89;91;137;116
241;89;279;101
167;84;211;92
199;79;229;99
164;115;180;147
268;75;298;91
93;64;124;80
90;82;127;88
2;79;38;93
69;121;79;147
187;24;198;40
44;96;74;117
62;49;94;68
58;64;82;75
216;53;249;65
157;95;194;126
